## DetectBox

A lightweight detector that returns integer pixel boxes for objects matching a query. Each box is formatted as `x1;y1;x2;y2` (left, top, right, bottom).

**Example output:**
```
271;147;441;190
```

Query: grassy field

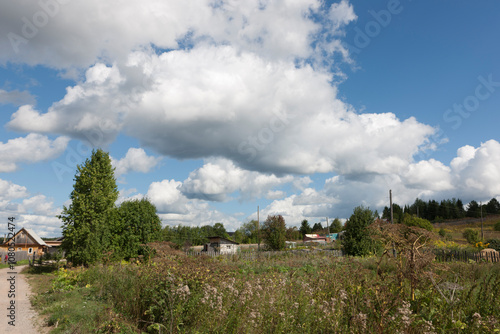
433;215;500;246
27;242;499;334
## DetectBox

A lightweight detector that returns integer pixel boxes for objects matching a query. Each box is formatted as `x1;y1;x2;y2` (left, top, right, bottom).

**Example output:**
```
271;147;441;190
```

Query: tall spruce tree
59;149;118;265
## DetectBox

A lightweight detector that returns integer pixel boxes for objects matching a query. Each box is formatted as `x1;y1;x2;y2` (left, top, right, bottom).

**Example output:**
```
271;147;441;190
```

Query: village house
202;236;239;254
303;233;329;245
1;228;48;256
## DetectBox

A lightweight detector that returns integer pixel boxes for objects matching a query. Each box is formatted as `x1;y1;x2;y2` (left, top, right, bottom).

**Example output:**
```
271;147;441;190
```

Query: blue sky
1;0;499;237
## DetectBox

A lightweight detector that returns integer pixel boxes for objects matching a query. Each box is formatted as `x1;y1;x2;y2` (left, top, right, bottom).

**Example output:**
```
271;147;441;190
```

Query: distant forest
381;197;500;223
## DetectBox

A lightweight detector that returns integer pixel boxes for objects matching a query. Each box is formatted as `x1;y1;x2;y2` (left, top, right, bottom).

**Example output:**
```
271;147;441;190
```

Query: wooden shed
203;236;239;254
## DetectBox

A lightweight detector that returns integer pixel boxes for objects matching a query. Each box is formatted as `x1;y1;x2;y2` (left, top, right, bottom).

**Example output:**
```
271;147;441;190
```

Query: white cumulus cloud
112;148;162;176
0;134;69;172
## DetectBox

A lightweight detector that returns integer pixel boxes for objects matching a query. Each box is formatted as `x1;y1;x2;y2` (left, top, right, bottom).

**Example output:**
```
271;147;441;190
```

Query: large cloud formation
2;0;499;231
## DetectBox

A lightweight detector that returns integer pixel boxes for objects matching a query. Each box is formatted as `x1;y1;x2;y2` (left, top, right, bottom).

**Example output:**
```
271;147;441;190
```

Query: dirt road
0;265;44;333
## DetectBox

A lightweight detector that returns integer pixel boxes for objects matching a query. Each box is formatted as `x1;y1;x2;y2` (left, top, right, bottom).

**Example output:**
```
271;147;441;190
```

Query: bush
463;228;480;244
438;228;446;238
494;221;500;232
486;239;500;251
402;213;433;231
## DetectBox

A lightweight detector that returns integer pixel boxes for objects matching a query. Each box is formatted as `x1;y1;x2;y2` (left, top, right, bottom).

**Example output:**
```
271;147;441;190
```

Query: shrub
402;213;433;231
438;228;446;238
486;239;500;251
463;228;480;244
494;221;500;232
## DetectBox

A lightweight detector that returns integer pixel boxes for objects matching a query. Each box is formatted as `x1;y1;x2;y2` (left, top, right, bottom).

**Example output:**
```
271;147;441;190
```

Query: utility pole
480;201;484;241
257;206;260;252
326;217;329;236
390;189;394;224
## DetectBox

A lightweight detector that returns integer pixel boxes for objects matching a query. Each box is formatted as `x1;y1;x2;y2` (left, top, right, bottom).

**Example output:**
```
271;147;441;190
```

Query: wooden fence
187;248;498;263
185;249;344;260
0;251;30;262
434;249;499;263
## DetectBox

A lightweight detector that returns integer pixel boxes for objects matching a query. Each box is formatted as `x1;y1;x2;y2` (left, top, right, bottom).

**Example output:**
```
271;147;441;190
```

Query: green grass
27;248;500;333
0;259;29;269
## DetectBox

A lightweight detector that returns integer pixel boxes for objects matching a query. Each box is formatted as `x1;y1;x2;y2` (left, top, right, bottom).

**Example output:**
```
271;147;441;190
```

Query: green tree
329;218;343;233
343;206;377;256
401;213;433;231
466;200;480;218
485;198;500;214
212;223;229;238
232;229;245;244
299;219;311;237
237;220;259;244
285;226;301;240
59;149;118;265
312;222;323;232
114;198;162;259
261;215;286;250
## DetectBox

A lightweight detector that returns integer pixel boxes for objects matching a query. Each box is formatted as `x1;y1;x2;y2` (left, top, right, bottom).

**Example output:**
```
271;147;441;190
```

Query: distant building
326;231;345;241
303;234;329;245
203;236;239;254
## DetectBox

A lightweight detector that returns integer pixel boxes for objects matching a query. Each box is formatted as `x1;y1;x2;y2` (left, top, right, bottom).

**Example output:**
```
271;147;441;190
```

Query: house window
227;245;231;249
28;248;33;254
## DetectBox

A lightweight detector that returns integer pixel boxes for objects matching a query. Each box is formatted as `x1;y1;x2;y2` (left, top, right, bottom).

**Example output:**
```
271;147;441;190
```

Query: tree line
381;197;500;223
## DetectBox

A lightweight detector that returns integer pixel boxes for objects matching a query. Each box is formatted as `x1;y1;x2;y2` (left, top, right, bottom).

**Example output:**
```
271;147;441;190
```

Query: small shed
203;236;239;254
45;237;65;256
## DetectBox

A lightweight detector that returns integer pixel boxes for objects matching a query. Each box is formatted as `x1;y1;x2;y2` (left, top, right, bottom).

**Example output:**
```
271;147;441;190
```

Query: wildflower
397;301;412;327
353;313;367;330
472;312;482;327
422;320;436;334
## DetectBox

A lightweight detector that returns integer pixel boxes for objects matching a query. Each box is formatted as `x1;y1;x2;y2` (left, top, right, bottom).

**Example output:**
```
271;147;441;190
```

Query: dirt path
0;265;46;333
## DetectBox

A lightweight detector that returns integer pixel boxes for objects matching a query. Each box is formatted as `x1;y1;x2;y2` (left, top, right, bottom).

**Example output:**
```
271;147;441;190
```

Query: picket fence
185;249;344;260
186;248;498;263
434;249;499;263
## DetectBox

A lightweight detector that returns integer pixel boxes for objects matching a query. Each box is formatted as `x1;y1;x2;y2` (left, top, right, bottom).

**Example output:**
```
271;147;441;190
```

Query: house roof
207;236;239;245
25;228;48;246
3;228;48;247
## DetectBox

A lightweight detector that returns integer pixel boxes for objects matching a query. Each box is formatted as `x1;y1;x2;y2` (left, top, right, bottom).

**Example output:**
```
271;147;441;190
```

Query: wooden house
202;236;239;254
1;228;48;256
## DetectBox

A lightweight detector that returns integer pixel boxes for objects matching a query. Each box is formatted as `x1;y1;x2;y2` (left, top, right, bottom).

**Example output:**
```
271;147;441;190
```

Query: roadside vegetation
28;243;499;333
